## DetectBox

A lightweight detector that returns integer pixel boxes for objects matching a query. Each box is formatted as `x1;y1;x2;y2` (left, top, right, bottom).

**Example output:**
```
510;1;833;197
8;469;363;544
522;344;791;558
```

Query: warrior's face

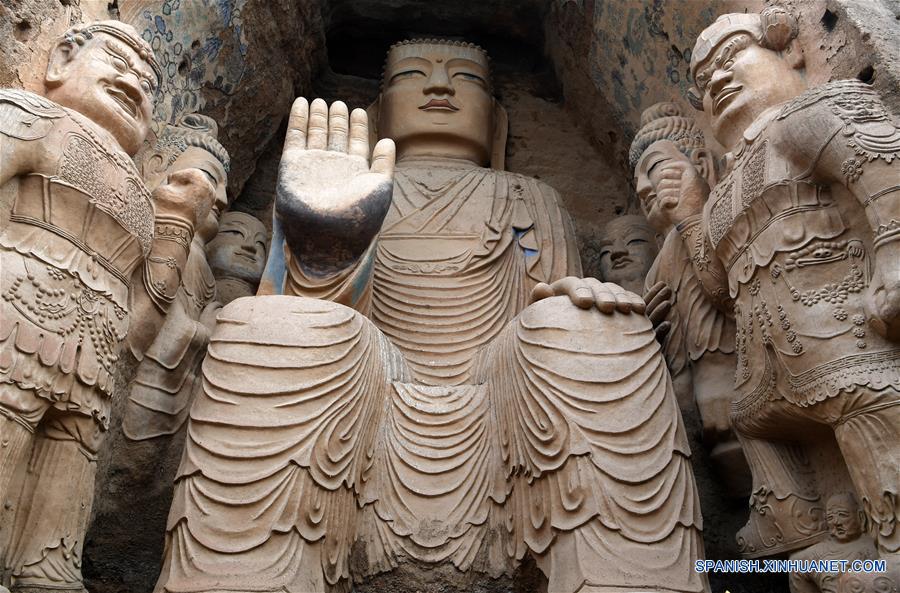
45;32;156;156
379;42;493;165
693;34;803;150
168;146;229;244
207;212;268;283
635;140;693;234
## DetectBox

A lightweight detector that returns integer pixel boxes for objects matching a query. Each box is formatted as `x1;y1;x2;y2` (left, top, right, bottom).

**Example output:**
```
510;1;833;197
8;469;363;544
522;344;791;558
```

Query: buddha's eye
723;59;734;69
140;79;153;96
453;72;485;85
390;69;425;83
627;238;648;246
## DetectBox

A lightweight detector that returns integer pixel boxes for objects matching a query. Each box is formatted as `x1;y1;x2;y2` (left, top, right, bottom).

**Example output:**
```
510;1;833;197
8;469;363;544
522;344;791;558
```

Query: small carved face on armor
825;492;864;543
598;215;658;292
44;22;159;156
379;40;494;165
206;211;268;283
690;9;805;150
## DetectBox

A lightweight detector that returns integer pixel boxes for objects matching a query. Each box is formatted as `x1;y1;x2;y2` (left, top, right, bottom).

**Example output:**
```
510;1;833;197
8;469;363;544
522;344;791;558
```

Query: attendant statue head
206;211;268;297
372;39;507;168
140;113;230;243
689;7;805;151
598;215;658;294
44;21;161;156
630;102;715;233
825;492;865;543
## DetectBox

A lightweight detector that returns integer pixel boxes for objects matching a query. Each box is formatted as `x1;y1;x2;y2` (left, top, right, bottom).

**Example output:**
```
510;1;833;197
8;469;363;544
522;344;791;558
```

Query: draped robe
157;160;708;593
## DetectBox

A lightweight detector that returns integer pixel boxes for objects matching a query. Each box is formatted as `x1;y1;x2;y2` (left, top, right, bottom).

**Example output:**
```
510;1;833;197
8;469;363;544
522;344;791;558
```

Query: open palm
276;97;395;273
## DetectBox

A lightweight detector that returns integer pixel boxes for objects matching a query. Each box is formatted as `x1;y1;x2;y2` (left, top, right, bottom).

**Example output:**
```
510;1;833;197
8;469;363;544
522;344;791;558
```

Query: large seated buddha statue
155;39;709;593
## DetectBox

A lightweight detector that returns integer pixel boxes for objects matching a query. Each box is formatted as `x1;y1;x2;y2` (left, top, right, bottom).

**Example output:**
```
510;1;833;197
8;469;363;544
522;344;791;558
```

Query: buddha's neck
396;142;487;169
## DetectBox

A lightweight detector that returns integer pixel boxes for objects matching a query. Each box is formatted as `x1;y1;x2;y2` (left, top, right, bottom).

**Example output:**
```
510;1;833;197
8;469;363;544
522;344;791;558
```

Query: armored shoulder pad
0;88;65;141
777;80;900;163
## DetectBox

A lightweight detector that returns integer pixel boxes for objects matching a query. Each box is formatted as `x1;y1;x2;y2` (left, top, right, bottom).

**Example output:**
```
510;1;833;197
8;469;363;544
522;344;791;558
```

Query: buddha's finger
626;290;646;314
590;281;618;314
327;101;349;153
307;98;329;150
349;108;370;159
370;139;395;177
531;282;553;303
284;97;308;151
551;277;593;309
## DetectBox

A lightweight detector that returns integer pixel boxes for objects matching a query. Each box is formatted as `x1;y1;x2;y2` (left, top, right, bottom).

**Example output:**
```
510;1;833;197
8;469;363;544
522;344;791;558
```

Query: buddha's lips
419;99;458;111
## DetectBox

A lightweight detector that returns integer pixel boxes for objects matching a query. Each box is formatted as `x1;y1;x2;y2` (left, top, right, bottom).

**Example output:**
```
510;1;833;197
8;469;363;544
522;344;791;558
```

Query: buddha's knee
514;295;658;378
184;295;404;479
205;295;406;388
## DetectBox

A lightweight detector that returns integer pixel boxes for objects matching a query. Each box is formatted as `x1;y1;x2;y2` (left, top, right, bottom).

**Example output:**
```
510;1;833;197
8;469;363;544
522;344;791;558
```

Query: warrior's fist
152;168;216;229
644;280;674;342
654;159;708;227
866;271;900;342
531;277;646;314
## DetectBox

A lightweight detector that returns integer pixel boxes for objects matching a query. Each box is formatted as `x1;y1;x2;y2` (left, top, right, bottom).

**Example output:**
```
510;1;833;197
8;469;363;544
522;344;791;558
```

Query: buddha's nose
423;66;454;96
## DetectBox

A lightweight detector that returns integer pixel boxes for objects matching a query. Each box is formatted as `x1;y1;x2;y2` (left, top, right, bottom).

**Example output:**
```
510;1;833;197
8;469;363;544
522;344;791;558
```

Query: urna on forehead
385;38;490;70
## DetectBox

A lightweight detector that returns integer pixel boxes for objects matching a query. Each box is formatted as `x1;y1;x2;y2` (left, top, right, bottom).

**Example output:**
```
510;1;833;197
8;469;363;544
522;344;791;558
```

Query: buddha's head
44;21;161;156
374;39;506;168
630;102;714;233
206;211;268;285
825;492;864;543
689;7;805;151
598;214;658;294
141;114;230;243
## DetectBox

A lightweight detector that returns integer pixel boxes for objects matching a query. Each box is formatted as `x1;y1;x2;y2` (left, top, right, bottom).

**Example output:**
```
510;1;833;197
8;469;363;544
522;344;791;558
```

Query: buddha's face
379;43;493;165
168;147;228;244
45;32;156;156
206;212;268;283
826;495;862;543
598;216;657;292
693;34;804;150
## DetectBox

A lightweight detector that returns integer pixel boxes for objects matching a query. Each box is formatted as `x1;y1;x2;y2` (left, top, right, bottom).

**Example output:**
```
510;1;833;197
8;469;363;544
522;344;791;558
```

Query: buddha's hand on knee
531;277;646;314
865;266;900;342
276;98;395;273
644;280;673;342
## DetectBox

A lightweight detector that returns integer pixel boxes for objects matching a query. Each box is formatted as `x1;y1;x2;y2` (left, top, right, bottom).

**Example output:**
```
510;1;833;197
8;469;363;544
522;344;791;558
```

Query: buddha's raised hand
276;97;395;275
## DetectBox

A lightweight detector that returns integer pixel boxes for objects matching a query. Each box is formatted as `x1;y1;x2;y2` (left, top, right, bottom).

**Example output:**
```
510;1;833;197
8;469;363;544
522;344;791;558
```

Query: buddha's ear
490;99;508;171
366;96;381;158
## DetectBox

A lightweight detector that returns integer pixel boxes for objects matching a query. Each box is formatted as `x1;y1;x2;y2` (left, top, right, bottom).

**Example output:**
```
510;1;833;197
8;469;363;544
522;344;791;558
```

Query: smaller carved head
689;7;805;150
141;114;231;243
598;215;658;293
376;39;506;167
630;103;714;233
206;211;269;284
825;492;865;543
44;21;161;156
